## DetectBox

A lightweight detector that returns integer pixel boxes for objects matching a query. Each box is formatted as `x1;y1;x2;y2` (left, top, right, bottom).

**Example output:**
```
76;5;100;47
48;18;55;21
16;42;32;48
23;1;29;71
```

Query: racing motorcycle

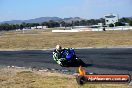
59;49;86;67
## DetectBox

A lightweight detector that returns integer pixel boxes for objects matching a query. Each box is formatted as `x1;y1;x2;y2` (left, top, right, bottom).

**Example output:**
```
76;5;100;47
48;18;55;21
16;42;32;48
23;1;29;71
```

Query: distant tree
63;23;71;28
129;21;132;26
60;21;66;27
3;23;10;31
86;20;91;26
15;24;20;29
90;19;96;25
19;24;24;30
21;22;27;28
30;23;35;27
41;22;47;26
0;23;21;31
48;20;54;28
26;23;33;29
115;22;125;26
32;23;39;28
11;24;17;29
109;23;114;27
74;21;80;26
0;24;4;31
54;22;60;27
47;20;60;28
41;22;49;28
119;17;128;23
80;20;87;26
100;18;105;25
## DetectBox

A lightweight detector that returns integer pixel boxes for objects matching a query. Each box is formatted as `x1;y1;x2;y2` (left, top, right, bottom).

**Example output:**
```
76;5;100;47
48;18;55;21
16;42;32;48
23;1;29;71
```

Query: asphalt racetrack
0;48;132;75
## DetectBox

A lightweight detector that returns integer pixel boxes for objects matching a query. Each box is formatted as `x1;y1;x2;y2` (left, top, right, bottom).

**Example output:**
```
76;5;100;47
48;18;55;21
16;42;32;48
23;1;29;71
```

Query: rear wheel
76;59;86;67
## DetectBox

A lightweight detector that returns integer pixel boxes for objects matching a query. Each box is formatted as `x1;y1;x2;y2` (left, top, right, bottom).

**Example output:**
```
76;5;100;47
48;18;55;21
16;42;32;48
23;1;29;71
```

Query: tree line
0;17;132;31
109;17;132;27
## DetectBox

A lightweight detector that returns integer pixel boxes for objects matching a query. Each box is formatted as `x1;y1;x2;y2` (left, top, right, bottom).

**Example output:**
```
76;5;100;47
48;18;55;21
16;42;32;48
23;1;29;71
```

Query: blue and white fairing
61;49;75;60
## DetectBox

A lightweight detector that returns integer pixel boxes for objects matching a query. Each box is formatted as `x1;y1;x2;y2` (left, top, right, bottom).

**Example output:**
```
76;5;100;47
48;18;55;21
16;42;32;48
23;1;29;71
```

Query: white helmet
56;45;62;51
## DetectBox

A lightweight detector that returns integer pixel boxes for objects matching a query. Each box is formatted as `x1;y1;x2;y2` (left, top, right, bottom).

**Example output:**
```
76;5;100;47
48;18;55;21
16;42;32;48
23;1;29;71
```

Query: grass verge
0;30;132;49
0;68;130;88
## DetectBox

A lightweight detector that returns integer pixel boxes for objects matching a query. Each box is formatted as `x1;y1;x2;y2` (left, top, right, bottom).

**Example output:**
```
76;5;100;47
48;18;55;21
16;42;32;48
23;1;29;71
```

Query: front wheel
60;60;68;67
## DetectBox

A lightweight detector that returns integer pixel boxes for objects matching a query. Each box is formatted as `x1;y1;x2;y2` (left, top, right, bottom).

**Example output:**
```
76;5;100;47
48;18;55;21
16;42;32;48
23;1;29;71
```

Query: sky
0;0;132;22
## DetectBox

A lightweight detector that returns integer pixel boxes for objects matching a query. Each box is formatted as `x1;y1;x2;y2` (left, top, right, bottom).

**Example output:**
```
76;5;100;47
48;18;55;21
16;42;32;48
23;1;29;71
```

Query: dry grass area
0;29;132;50
0;68;130;88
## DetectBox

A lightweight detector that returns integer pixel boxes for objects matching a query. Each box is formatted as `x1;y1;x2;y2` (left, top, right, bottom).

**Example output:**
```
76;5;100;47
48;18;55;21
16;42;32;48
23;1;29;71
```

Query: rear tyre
76;59;86;67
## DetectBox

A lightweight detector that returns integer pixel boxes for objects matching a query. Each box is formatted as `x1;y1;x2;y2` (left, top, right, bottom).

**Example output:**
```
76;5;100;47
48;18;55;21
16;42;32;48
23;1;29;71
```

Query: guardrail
52;30;79;32
52;26;132;32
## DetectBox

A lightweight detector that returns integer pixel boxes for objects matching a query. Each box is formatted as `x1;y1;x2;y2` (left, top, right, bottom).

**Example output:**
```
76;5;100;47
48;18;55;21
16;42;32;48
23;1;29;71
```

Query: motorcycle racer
53;45;85;67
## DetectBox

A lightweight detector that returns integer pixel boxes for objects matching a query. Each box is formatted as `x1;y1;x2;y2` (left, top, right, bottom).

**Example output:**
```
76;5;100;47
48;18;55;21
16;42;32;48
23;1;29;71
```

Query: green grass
0;29;132;50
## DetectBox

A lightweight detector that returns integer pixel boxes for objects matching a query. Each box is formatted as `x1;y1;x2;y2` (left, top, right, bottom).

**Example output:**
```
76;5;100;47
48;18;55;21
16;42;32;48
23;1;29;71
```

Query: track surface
0;48;132;75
